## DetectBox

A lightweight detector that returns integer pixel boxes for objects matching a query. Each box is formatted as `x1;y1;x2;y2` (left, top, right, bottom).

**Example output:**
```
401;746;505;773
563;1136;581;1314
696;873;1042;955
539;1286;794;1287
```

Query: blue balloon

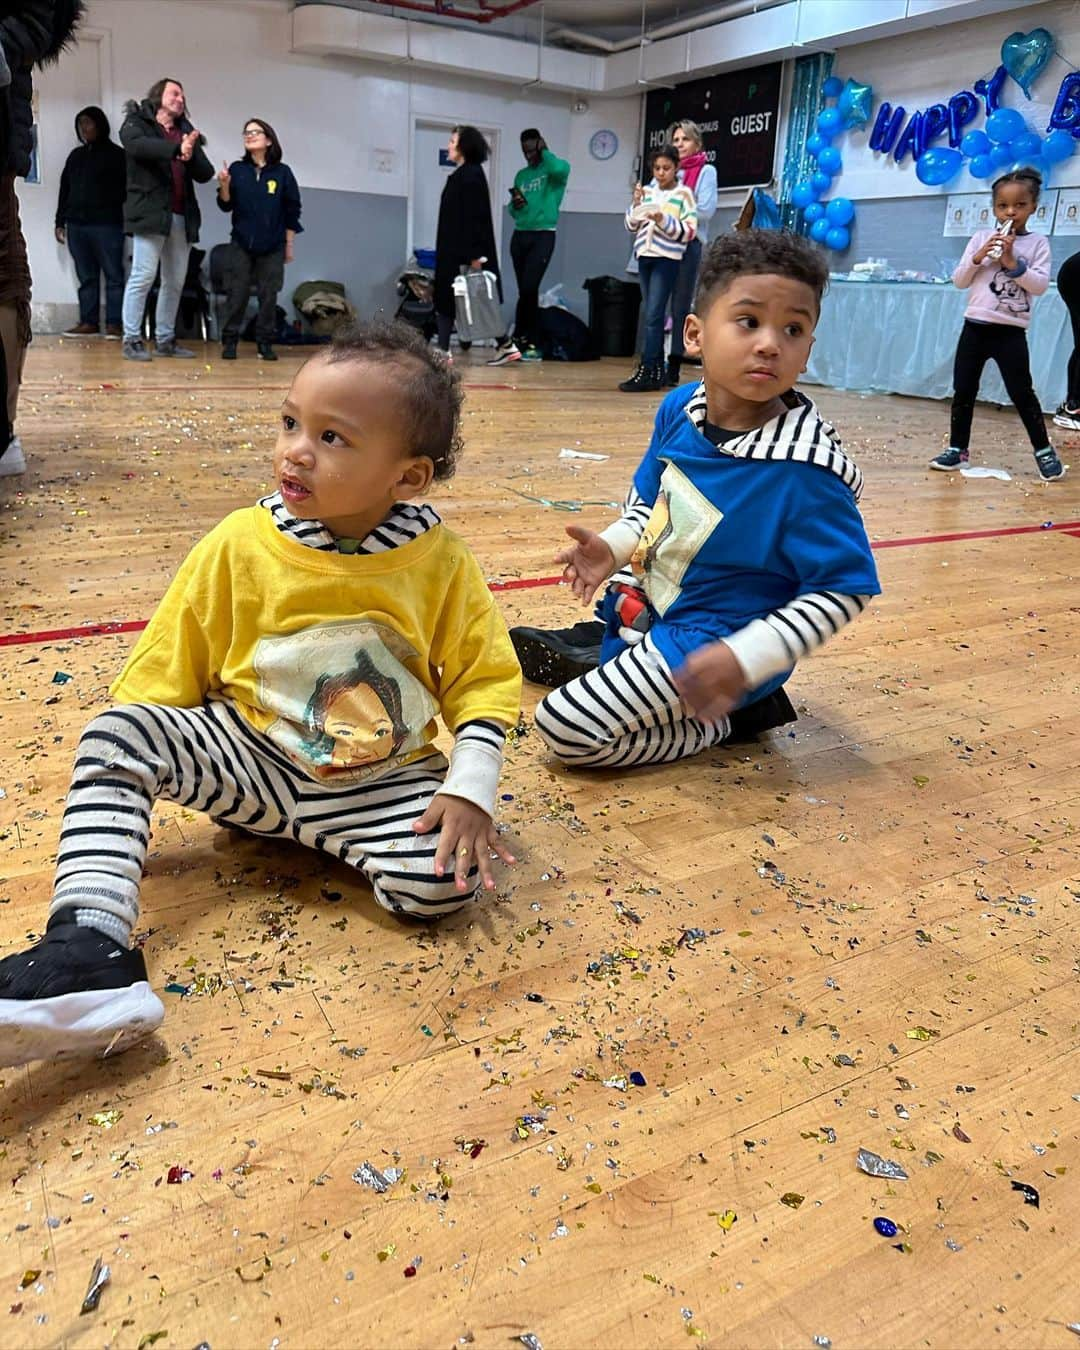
916;146;964;186
838;78;873;130
804;201;826;223
985;106;1025;143
822;75;844;99
825;226;851;251
960;129;991;158
817;107;843;136
825;197;855;226
1013;131;1042;159
1001;28;1054;100
1043;128;1076;163
809;218;831;243
792;179;818;208
991;143;1014;167
969;153;995;178
1048;71;1080;134
817;145;842;175
806;132;827;158
811;170;832;194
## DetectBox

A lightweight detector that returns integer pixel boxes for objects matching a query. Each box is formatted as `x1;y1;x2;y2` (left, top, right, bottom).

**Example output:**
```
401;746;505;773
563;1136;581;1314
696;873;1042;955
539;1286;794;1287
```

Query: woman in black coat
433;125;517;361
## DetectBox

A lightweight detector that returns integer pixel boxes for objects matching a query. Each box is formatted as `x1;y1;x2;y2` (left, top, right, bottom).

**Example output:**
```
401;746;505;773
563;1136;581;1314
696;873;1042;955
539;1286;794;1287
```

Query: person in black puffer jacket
119;76;214;362
0;0;85;479
55;106;126;338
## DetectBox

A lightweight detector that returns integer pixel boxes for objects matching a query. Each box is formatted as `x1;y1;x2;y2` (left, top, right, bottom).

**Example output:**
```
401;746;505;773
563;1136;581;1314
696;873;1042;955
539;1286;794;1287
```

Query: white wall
19;0;640;320
816;0;1080;201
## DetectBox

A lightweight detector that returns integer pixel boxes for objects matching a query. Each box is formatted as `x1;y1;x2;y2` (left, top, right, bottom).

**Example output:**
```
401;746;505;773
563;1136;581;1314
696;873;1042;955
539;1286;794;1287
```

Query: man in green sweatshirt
490;128;570;364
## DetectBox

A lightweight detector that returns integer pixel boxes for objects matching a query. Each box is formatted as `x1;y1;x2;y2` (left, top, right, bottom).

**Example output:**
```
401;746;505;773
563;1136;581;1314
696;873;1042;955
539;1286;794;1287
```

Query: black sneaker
929;447;968;471
222;339;238;361
156;340;195;358
257;343;278;362
727;686;798;742
1052;404;1080;431
0;913;164;1067
1034;446;1068;481
511;621;604;687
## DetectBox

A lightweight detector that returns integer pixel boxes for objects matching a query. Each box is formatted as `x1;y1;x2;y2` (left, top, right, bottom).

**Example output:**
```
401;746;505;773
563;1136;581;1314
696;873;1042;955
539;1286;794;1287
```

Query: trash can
583;275;642;358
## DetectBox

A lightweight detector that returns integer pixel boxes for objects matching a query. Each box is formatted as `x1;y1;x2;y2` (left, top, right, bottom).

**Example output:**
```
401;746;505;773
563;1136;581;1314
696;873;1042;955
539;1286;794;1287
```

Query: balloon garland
788;27;1080;254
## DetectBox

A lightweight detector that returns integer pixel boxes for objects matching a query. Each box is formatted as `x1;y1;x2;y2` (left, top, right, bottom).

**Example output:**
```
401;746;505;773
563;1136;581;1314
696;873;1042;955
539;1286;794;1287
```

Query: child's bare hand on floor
412;794;516;892
556;525;616;604
673;640;748;721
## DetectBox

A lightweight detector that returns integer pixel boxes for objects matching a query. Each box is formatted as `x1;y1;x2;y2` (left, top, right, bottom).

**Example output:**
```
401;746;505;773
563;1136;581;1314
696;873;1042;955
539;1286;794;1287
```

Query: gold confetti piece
376;1243;397;1262
19;1270;40;1289
913;775;929;788
780;1192;805;1209
715;1209;737;1231
88;1109;123;1128
906;1026;938;1041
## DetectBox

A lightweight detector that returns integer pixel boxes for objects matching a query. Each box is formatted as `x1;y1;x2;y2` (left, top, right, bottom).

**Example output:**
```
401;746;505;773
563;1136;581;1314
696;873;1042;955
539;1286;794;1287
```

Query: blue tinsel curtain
778;52;835;233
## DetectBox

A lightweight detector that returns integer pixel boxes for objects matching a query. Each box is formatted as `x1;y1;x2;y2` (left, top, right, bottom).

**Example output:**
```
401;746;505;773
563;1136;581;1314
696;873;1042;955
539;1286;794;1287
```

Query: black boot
221;337;238;360
510;621;604;687
727;687;798;742
257;342;278;362
666;355;682;387
619;361;660;393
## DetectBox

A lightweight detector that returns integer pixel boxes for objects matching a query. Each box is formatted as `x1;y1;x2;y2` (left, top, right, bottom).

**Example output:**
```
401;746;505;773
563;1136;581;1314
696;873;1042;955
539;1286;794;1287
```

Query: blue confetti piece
873;1217;898;1238
629;1071;647;1087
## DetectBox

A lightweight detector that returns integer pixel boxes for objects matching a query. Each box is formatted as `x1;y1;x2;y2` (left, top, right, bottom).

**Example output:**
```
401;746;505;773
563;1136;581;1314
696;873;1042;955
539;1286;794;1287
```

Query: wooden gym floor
1;338;1078;1349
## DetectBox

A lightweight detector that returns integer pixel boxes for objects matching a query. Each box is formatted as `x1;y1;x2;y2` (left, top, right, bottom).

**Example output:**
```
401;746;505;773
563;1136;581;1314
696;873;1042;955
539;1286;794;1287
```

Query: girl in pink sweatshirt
930;167;1066;481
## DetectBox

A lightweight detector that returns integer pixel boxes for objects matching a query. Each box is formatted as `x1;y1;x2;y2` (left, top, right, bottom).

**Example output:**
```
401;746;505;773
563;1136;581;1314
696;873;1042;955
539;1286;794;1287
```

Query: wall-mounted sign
643;63;782;190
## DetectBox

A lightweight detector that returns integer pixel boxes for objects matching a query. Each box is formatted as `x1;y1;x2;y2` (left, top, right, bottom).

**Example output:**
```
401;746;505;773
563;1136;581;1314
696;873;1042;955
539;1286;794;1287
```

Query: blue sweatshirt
217;160;303;256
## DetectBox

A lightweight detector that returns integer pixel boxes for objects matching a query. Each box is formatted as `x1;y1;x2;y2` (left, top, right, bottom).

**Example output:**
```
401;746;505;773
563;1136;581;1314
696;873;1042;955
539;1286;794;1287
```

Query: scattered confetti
856;1149;909;1181
79;1257;110;1315
353;1162;403;1193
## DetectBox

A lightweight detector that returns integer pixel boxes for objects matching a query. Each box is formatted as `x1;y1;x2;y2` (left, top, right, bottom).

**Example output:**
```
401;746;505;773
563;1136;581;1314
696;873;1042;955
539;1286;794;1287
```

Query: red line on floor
3;517;1078;651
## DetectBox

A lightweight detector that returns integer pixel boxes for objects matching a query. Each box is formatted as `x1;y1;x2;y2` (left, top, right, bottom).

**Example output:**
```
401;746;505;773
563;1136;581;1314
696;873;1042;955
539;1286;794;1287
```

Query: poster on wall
1054;189;1080;236
1028;190;1057;235
643;63;781;190
943;194;978;236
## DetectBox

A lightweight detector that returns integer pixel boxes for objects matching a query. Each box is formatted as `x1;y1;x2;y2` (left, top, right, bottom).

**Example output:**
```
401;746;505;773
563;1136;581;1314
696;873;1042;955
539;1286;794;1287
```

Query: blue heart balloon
1001;28;1054;100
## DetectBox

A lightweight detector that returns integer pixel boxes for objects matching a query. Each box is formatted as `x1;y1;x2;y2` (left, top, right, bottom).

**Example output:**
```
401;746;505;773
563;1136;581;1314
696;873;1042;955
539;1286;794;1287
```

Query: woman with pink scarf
667;120;717;387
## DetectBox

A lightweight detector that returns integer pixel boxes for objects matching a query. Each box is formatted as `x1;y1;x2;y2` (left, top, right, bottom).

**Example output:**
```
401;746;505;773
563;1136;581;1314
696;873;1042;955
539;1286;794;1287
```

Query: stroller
395;263;436;341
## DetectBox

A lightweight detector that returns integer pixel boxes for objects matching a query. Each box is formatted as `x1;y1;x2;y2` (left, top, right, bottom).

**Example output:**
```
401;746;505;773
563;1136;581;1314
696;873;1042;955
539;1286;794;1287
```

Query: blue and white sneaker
1034;447;1068;481
929;447;969;471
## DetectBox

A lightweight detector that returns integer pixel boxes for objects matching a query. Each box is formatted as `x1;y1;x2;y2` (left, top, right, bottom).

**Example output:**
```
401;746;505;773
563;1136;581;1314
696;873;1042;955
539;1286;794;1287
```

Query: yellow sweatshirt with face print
110;506;522;785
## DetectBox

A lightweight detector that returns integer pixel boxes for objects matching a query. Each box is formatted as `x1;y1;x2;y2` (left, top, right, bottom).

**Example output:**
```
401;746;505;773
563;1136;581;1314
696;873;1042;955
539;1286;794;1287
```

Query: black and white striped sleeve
723;591;871;687
599;485;654;568
437;718;507;818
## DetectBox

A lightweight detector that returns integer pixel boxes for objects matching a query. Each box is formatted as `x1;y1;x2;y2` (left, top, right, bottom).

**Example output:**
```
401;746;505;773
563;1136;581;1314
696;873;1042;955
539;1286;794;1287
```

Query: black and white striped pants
533;634;730;768
49;700;477;932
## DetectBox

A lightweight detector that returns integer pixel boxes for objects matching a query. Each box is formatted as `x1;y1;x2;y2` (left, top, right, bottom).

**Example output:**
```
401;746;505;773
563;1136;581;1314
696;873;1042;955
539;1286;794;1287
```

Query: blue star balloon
838;77;873;130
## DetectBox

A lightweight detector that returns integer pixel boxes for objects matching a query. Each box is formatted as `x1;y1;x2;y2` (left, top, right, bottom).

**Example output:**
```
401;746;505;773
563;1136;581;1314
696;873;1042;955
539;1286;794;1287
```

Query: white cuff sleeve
722;619;797;688
599;517;646;569
435;736;505;819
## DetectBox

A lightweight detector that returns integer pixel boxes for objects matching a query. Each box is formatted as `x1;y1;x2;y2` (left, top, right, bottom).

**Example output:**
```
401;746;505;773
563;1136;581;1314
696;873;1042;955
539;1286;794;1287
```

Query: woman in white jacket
666;120;717;386
620;144;697;393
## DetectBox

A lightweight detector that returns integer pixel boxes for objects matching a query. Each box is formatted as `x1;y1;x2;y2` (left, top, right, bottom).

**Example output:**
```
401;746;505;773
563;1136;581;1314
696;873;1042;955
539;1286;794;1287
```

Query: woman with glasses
216;118;302;361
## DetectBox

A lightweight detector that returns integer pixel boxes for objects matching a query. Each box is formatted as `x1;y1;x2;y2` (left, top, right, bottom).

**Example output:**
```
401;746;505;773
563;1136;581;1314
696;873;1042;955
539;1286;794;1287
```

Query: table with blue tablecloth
803;279;1070;410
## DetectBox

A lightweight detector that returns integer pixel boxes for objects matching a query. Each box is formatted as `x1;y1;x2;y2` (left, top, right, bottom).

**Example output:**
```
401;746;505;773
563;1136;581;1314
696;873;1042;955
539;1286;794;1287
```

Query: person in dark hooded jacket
119;76;214;361
0;0;85;478
55;105;126;337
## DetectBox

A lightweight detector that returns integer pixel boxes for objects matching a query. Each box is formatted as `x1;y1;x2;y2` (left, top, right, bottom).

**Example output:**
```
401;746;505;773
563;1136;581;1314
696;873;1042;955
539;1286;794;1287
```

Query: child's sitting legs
533;634;729;769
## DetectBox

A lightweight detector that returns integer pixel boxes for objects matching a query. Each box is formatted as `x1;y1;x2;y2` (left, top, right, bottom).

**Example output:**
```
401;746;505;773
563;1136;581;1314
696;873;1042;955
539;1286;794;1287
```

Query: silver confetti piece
79;1256;110;1315
352;1161;403;1192
812;1337;832;1349
856;1148;909;1180
518;1336;543;1350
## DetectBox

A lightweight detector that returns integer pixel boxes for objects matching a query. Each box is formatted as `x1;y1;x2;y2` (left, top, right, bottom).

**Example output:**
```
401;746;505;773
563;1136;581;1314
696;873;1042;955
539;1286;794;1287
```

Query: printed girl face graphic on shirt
254;620;438;780
988;267;1030;316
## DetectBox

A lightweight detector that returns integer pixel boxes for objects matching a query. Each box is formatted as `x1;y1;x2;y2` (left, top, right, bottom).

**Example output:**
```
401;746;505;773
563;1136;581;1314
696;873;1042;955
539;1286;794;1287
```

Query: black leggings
1057;251;1080;408
950;320;1049;452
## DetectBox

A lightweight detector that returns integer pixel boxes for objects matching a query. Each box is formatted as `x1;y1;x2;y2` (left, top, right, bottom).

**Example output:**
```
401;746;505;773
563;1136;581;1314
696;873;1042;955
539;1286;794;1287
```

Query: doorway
409;117;501;264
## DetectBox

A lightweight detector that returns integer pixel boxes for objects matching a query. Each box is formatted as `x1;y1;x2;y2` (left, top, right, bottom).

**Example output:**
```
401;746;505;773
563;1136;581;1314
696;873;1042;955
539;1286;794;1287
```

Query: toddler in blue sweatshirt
534;230;881;768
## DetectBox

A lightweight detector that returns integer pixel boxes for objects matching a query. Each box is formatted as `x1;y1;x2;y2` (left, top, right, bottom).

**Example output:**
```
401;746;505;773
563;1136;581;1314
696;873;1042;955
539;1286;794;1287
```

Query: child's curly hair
324;318;464;481
694;230;830;316
992;165;1041;203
